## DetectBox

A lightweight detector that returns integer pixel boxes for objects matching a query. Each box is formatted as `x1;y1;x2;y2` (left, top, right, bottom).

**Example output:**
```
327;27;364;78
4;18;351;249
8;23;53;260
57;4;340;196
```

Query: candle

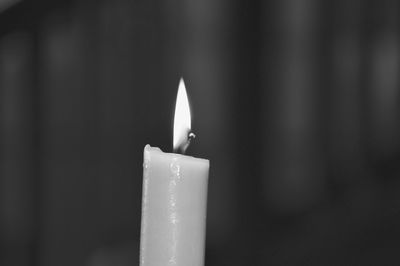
140;79;210;266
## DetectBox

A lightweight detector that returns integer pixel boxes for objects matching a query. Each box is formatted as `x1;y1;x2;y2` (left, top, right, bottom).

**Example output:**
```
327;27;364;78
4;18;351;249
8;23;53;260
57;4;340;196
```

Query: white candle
140;79;210;266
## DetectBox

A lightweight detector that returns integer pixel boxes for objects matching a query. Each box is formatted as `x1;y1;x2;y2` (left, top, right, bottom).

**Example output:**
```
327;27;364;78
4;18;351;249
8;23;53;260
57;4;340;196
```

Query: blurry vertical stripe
367;1;400;159
369;37;399;153
261;0;326;212
0;32;34;266
182;0;237;246
39;4;98;265
330;0;363;183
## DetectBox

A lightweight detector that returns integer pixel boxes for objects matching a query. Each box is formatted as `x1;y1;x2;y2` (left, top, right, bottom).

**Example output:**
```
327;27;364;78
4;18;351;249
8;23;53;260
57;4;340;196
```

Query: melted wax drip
168;157;181;265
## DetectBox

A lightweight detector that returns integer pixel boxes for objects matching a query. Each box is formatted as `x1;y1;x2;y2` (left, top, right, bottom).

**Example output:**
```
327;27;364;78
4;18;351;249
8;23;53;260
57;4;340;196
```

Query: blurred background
1;0;400;265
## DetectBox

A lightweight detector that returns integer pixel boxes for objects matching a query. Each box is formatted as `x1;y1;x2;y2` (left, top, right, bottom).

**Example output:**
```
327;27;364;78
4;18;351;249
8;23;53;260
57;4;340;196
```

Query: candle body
140;145;209;266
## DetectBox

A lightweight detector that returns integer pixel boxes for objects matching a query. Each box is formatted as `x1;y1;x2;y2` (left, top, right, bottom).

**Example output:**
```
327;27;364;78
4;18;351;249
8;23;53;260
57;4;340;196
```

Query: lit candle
140;78;210;266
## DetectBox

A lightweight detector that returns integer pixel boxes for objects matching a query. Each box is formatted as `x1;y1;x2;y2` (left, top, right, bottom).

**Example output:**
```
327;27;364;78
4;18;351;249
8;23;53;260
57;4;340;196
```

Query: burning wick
174;132;196;154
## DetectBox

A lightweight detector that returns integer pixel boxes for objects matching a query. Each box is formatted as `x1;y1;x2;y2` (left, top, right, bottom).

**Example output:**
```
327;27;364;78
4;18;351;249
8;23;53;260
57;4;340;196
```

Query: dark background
1;0;400;265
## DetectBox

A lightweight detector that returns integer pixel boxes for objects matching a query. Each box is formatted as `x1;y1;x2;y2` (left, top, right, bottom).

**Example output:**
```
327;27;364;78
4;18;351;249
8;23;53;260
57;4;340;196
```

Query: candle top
145;144;209;164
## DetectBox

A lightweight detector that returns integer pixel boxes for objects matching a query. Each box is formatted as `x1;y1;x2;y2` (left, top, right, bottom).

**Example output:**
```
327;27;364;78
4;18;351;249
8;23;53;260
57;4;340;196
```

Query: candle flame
173;78;191;152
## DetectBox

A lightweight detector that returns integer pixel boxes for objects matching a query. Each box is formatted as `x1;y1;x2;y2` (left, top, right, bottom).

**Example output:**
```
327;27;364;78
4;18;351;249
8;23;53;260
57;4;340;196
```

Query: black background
1;0;400;265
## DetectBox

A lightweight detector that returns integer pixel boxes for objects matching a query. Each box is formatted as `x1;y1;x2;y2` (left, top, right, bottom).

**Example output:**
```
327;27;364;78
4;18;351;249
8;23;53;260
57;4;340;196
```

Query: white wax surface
140;145;209;266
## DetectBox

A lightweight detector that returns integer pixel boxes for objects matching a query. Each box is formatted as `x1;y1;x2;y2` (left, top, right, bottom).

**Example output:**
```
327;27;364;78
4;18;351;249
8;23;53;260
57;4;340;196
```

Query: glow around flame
173;78;191;151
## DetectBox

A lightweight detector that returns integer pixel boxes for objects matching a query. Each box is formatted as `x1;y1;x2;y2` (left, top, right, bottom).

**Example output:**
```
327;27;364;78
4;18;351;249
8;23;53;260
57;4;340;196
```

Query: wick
174;132;196;154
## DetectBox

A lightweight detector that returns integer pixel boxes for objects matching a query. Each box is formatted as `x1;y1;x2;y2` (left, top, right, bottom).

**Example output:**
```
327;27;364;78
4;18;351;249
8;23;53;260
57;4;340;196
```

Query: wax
140;145;209;266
